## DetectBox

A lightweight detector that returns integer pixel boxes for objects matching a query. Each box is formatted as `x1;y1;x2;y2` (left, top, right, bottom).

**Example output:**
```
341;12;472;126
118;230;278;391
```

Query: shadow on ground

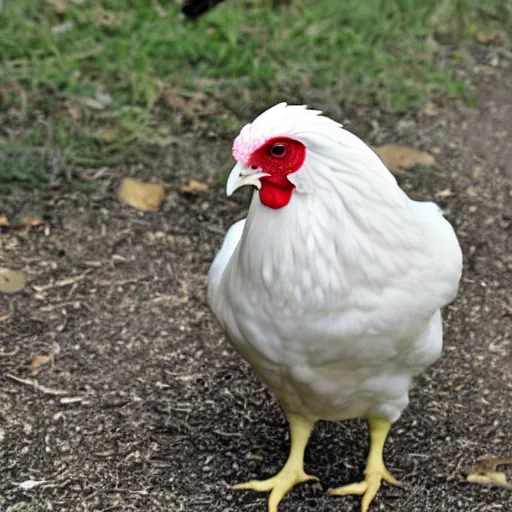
1;71;511;512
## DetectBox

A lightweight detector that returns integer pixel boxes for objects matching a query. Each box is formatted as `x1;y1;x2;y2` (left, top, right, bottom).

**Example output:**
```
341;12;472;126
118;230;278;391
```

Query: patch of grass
0;0;510;187
0;144;51;190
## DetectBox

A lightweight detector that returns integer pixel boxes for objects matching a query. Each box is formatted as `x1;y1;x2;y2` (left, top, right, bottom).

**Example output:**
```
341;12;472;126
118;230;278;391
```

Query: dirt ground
1;67;512;512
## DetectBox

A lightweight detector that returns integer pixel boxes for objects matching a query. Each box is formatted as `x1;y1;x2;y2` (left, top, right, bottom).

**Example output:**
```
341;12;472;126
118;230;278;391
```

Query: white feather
208;104;462;424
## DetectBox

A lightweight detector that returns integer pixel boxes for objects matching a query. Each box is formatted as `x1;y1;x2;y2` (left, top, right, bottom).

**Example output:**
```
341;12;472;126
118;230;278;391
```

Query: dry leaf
373;145;437;174
119;178;165;211
466;455;512;490
31;354;52;376
181;179;208;193
0;268;26;294
0;315;9;322
476;31;501;45
0;216;9;227
17;215;44;228
159;88;195;116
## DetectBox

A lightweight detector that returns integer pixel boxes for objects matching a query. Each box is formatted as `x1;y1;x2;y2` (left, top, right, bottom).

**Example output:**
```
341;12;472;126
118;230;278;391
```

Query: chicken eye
270;143;287;158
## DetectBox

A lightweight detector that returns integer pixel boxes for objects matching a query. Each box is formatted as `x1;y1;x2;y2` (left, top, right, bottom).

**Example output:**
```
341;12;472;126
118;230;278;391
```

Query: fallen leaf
0;216;9;226
31;354;52;376
466;455;512;490
0;268;26;294
373;145;437;174
159;88;195;116
181;179;208;193
0;315;9;322
17;215;44;228
119;178;165;211
476;31;501;45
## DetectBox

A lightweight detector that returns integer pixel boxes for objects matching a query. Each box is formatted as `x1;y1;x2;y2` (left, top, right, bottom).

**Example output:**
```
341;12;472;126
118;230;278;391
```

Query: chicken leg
330;416;402;512
233;413;318;512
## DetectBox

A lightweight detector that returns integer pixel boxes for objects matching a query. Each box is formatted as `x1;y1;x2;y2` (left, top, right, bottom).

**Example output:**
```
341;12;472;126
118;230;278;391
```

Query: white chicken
207;103;462;512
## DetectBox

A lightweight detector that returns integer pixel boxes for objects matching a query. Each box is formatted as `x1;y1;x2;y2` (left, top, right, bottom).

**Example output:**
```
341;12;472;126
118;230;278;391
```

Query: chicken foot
330;415;402;512
233;413;318;512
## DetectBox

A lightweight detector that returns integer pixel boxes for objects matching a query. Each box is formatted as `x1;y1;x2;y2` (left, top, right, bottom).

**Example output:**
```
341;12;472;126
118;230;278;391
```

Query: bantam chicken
207;103;462;512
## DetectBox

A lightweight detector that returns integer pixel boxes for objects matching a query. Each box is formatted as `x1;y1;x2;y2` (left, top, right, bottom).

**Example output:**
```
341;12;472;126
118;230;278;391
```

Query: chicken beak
226;163;269;196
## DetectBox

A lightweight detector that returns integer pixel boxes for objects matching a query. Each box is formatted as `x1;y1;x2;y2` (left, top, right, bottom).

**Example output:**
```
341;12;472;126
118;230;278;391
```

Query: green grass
0;0;510;187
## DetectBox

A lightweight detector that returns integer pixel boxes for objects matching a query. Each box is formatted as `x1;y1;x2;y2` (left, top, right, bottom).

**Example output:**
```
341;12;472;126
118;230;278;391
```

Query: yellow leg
233;413;318;512
330;416;402;512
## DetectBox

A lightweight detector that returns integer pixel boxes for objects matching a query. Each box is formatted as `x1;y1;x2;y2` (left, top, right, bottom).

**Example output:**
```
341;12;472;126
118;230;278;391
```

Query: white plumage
207;103;462;511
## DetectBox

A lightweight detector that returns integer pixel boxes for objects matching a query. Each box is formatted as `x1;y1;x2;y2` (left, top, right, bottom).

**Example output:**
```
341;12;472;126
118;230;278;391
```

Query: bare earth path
1;70;511;512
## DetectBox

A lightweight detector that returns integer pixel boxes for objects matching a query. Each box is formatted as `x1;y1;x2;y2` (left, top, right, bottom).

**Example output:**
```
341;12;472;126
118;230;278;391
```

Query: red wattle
259;180;295;209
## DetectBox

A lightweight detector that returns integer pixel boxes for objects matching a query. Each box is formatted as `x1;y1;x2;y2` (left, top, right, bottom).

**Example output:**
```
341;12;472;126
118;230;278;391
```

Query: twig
95;277;153;287
0;347;19;357
6;374;70;396
32;269;94;292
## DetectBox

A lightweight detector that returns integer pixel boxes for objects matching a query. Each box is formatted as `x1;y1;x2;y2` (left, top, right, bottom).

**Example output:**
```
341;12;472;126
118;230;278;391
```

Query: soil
1;66;511;512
